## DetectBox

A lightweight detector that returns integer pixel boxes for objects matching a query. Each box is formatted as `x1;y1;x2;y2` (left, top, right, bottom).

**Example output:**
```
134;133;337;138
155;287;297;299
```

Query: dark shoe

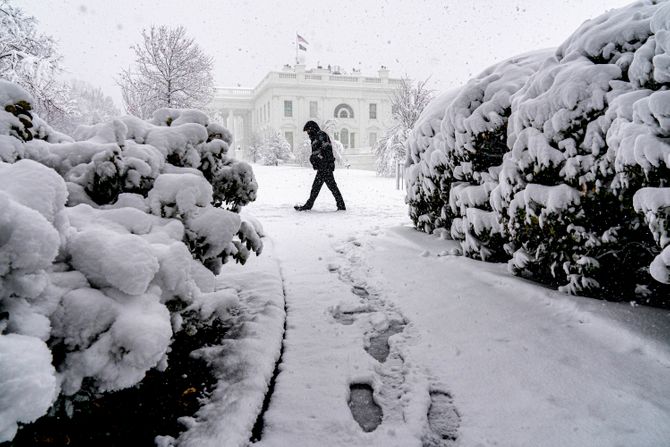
337;205;346;211
294;205;311;211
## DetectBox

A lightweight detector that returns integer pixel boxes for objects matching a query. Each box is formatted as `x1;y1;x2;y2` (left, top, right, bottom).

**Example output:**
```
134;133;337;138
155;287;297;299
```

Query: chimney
295;63;306;81
378;66;389;84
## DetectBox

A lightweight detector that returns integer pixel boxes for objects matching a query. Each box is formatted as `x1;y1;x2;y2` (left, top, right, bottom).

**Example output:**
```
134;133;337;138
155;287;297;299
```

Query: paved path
244;165;670;447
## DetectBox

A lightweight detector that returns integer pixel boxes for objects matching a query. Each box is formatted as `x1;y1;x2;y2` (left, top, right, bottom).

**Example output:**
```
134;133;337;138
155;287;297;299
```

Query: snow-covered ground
237;165;670;447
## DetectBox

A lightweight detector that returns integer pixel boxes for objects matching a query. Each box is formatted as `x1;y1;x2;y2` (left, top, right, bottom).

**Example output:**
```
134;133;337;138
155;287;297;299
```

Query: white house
209;64;401;169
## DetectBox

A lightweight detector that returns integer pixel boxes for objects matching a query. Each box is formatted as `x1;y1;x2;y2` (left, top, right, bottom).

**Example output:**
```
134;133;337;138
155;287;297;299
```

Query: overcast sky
15;0;632;109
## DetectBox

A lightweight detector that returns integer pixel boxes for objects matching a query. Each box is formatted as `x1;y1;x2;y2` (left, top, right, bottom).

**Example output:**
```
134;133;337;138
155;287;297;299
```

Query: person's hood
303;120;321;135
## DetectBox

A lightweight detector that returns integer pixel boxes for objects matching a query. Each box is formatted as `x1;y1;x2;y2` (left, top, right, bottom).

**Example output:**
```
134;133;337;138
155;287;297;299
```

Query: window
340;128;349;148
350;132;355;149
369;132;377;147
334;103;354;119
284;100;293;117
284;131;293;149
309;101;318;118
369;103;377;119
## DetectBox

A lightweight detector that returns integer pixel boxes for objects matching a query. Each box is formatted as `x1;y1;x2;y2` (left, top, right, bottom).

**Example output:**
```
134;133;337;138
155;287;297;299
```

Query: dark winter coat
304;121;335;172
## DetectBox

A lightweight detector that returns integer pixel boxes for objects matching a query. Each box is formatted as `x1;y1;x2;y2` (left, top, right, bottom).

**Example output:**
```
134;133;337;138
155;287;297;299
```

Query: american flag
296;33;309;45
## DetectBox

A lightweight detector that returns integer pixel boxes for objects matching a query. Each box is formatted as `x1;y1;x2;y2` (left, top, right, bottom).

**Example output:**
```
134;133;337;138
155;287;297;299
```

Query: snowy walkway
242;165;670;447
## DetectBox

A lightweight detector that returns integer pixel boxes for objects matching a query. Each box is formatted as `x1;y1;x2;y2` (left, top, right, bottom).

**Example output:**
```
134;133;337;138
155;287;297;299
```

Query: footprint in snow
422;391;460;446
330;304;374;326
348;383;383;432
365;320;406;363
351;285;370;298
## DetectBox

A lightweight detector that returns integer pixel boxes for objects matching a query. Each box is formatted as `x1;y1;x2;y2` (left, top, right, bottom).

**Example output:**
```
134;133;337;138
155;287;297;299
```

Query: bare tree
375;77;433;176
0;0;72;126
118;25;214;118
60;80;121;134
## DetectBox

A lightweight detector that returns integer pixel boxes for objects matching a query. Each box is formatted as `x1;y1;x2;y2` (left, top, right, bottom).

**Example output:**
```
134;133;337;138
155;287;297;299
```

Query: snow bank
171;243;285;447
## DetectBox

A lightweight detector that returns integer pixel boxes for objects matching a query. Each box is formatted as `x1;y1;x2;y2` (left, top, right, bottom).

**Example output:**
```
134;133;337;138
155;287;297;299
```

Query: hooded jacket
304;121;335;172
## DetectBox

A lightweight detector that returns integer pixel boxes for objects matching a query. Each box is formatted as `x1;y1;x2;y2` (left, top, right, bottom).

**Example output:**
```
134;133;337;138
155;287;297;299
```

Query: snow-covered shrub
493;0;670;305
210;159;258;212
20;106;261;268
0;80;36;144
0;81;263;441
405;90;458;233
443;51;550;261
405;1;669;306
0;158;63;441
294;136;312;167
0;334;58;441
252;126;292;166
634;188;670;284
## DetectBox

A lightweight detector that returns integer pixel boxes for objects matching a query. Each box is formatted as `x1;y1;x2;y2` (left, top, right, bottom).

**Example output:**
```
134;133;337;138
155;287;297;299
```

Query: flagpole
295;32;298;65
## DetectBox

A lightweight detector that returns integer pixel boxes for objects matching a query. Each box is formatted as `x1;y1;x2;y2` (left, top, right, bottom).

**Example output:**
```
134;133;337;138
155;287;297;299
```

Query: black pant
305;169;345;209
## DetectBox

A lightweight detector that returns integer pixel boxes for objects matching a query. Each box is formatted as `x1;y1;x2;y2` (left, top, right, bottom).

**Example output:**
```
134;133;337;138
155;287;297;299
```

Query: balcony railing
329;75;359;82
215;88;253;96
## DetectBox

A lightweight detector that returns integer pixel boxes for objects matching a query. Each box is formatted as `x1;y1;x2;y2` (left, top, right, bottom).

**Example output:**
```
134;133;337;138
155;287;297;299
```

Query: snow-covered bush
494;0;670;304
443;51;550;261
405;90;458;233
294;136;312;167
0;80;263;441
406;1;670;306
252;126;292;166
634;188;670;284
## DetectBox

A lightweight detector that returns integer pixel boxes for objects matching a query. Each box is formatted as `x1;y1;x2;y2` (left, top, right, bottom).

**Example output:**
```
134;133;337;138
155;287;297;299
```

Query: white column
226;110;236;155
238;114;245;145
234;114;244;160
226;109;234;131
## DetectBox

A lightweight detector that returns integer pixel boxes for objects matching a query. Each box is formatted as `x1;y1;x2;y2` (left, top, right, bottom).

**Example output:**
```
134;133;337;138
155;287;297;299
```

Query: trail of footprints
328;235;460;445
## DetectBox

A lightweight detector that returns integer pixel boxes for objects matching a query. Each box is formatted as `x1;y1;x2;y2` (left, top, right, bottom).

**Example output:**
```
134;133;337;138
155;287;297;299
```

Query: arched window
334;103;354;119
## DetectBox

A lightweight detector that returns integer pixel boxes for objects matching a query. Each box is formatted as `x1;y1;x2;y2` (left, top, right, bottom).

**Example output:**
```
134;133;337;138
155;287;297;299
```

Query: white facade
209;64;401;162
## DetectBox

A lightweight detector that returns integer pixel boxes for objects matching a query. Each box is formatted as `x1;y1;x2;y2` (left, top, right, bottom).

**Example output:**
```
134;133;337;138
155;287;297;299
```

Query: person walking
294;121;346;211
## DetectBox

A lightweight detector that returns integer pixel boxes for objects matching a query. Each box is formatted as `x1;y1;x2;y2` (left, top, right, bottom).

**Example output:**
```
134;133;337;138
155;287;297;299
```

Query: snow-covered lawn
240;164;670;447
